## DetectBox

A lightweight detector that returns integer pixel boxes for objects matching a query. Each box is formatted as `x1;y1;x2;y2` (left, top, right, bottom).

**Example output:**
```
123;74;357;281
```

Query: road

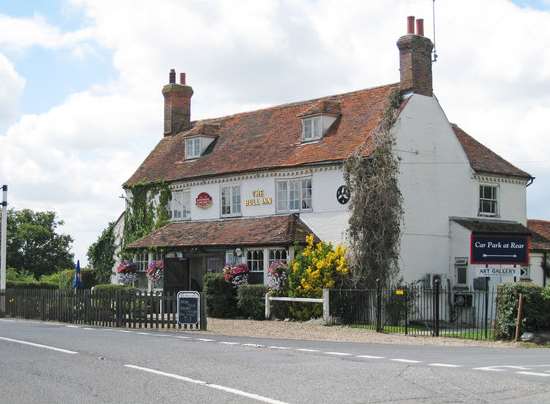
0;319;549;403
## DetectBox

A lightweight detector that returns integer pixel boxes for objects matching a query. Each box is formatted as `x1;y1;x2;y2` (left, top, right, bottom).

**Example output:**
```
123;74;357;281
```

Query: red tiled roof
452;124;531;179
528;219;550;251
125;84;398;186
127;214;315;249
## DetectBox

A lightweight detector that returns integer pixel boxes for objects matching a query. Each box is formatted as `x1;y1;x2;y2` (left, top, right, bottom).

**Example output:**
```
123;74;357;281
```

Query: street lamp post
1;185;7;293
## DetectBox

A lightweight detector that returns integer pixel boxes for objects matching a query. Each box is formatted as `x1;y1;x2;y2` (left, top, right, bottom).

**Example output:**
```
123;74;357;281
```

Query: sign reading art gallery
470;234;529;265
244;189;273;207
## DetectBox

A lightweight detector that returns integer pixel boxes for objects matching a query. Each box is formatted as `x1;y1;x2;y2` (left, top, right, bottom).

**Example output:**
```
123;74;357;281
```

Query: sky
0;0;549;265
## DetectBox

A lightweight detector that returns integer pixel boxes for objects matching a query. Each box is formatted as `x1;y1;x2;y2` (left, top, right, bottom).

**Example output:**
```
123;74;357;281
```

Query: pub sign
470;234;529;265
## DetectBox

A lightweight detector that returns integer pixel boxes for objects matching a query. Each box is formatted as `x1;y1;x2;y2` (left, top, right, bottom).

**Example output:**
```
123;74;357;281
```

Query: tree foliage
343;89;403;288
87;222;116;283
6;209;74;278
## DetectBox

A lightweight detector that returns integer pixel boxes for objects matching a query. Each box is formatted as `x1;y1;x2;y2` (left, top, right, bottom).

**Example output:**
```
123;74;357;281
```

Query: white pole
0;185;7;292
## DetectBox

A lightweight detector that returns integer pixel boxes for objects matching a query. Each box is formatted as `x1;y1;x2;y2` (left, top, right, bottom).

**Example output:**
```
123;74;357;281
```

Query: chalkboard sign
177;291;200;326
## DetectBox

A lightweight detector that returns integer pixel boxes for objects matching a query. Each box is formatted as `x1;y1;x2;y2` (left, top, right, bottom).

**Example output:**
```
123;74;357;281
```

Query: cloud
0;13;93;52
0;53;25;130
2;0;550;263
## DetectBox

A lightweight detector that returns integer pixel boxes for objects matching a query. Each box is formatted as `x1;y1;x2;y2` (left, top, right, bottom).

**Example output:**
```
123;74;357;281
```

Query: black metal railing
328;283;498;340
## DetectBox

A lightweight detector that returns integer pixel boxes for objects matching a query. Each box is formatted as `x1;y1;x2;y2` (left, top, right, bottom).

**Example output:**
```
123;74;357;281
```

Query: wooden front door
163;257;190;294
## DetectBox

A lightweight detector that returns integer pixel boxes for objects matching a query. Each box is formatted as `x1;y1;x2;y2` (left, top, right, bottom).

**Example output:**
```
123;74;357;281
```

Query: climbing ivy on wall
122;182;171;257
343;88;404;288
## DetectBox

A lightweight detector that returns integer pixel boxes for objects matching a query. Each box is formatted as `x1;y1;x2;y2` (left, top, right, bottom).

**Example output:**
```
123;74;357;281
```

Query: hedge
92;284;138;295
6;281;58;289
204;273;238;318
495;282;550;339
237;285;268;320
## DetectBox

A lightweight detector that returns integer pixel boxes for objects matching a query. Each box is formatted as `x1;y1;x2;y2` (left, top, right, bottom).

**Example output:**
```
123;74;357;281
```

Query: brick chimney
162;69;193;136
396;16;434;97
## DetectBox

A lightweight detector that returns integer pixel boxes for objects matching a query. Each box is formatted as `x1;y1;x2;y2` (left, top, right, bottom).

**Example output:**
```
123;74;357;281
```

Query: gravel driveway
205;318;517;348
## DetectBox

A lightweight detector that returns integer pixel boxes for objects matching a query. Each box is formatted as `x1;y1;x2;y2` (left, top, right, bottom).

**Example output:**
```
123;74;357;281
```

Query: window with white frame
185;137;201;159
247;249;264;272
302;116;322;141
268;248;288;265
135;251;148;272
276;178;312;212
479;184;498;216
169;190;191;220
221;185;241;217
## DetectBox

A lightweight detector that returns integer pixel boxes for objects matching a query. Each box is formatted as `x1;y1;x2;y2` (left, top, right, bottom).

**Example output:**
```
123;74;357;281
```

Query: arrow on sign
482;254;517;258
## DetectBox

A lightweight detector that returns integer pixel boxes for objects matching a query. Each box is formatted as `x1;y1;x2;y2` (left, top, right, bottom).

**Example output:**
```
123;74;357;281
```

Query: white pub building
116;16;550;294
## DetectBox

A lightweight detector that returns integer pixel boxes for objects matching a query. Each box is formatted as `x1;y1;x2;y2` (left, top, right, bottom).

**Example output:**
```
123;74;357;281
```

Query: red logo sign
195;192;213;209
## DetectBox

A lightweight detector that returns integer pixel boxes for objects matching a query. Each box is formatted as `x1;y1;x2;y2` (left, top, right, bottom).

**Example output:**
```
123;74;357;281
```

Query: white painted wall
395;94;474;283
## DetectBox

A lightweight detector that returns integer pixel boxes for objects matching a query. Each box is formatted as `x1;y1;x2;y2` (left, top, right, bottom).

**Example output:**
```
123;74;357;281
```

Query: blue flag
72;260;82;289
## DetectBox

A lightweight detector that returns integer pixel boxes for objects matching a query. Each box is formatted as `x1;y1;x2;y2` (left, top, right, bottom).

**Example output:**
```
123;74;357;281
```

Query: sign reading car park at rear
470;234;529;265
177;291;200;326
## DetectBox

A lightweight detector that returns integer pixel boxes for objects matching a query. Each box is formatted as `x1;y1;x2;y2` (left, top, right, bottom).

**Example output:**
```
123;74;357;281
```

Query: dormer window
302;116;323;142
185;137;202;159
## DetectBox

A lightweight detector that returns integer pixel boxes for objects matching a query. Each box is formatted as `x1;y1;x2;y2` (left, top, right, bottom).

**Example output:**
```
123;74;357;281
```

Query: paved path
1;319;549;403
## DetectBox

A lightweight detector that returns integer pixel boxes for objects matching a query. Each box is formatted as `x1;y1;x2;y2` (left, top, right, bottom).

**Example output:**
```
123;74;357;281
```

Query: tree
87;222;116;284
343;89;403;288
7;209;74;278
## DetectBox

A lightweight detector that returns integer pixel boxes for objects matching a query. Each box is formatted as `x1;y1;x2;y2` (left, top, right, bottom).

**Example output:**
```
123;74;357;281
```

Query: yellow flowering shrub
288;235;349;319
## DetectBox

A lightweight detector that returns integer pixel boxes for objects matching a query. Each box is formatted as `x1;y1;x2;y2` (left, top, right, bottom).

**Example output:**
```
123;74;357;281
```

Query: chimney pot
416;18;424;36
407;16;415;34
169;69;176;84
180;72;186;85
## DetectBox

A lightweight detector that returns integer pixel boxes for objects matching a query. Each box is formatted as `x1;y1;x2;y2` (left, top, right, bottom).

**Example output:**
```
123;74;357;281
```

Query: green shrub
92;284;138;295
495;282;550;340
80;269;98;289
7;268;35;282
6;281;58;289
204;273;238;318
237;285;268;320
39;269;72;289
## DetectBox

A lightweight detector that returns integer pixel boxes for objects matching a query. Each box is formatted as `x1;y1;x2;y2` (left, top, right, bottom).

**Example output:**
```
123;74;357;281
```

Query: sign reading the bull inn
195;192;213;209
470;234;529;265
244;189;273;207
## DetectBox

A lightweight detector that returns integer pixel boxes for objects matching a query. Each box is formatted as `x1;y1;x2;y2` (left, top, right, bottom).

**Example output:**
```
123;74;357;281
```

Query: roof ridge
179;83;399;130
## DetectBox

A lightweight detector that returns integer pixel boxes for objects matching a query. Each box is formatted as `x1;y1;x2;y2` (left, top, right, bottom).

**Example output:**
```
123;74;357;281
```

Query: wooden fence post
514;293;524;342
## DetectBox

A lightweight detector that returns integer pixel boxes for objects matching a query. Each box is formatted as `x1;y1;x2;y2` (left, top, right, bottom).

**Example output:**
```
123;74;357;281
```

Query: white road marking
324;352;352;356
117;330;133;333
428;363;461;368
196;338;215;342
516;371;550;377
137;332;150;335
242;343;265;348
82;327;94;331
391;358;422;364
0;336;78;355
219;341;240;345
356;355;384;359
125;364;289;404
474;365;529;372
296;348;319;352
268;346;291;350
66;325;79;328
175;336;191;339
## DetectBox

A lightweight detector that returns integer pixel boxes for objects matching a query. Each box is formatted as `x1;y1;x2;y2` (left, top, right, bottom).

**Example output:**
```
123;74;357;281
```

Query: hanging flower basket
146;260;164;282
116;260;137;285
267;260;288;292
223;263;249;287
